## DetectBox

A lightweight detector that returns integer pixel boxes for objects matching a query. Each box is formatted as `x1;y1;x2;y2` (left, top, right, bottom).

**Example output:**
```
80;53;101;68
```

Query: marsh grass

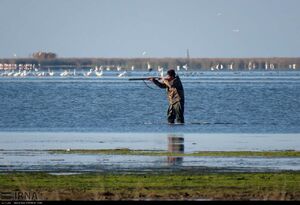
0;172;299;200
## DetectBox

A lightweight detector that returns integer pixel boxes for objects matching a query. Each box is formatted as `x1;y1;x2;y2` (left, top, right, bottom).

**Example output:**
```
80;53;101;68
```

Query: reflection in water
167;134;184;165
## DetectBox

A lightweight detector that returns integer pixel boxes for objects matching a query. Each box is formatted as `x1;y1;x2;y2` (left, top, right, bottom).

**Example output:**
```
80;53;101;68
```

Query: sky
0;0;300;58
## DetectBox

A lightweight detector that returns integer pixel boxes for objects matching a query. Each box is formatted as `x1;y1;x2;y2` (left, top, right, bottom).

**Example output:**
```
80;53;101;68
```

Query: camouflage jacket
153;76;184;105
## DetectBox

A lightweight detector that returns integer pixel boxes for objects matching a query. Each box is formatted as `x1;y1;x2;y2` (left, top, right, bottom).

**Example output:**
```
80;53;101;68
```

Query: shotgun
128;77;162;81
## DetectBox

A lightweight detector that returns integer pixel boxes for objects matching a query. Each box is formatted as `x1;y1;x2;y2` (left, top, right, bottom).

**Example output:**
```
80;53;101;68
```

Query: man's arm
150;78;167;89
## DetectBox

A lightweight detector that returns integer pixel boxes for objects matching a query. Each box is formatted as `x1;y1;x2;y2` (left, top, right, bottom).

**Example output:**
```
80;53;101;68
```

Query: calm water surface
0;71;300;133
0;132;299;172
1;71;300;172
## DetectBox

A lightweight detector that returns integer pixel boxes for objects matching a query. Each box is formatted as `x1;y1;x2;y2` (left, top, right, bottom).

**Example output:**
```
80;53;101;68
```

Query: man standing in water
149;69;185;124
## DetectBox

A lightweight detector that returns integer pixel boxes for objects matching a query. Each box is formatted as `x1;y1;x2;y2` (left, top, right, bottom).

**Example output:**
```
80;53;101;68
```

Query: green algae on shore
0;172;299;200
48;149;300;157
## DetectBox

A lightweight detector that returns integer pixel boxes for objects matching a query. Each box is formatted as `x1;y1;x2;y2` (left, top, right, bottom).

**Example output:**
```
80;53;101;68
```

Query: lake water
0;71;300;172
0;132;300;172
0;71;300;133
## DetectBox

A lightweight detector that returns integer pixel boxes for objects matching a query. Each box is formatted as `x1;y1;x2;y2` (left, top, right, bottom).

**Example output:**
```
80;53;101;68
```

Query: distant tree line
0;57;299;71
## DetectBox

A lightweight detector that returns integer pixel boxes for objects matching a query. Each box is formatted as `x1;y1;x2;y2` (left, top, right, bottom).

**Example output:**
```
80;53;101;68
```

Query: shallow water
0;132;299;151
0;132;299;172
0;71;299;172
1;151;299;173
0;71;300;133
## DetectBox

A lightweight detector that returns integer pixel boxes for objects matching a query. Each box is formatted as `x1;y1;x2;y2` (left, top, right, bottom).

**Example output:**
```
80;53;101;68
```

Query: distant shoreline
0;57;299;71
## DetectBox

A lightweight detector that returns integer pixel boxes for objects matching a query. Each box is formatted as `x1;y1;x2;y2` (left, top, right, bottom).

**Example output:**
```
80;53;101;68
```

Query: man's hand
163;79;171;88
148;77;166;82
163;76;171;81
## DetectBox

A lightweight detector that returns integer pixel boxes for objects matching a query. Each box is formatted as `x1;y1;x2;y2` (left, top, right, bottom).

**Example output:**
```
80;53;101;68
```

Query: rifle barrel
128;77;161;81
128;78;149;81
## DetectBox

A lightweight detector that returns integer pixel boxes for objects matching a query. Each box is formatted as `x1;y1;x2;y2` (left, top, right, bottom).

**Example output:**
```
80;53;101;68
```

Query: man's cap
167;69;176;77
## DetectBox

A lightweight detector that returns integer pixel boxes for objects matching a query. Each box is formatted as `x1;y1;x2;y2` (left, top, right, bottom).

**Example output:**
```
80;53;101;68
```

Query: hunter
149;69;185;124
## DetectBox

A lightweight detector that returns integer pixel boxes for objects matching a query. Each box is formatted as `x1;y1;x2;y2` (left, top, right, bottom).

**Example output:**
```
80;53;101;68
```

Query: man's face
166;75;174;81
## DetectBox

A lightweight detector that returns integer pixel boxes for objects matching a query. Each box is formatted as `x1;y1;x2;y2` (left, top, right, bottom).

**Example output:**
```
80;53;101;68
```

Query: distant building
32;52;57;60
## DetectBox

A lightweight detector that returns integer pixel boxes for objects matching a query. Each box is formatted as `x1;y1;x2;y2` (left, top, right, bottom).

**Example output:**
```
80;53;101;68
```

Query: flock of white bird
0;66;130;78
0;66;159;78
0;63;190;78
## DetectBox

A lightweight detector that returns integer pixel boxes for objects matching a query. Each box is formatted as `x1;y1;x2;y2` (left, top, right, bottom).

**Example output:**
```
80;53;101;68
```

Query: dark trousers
167;101;184;124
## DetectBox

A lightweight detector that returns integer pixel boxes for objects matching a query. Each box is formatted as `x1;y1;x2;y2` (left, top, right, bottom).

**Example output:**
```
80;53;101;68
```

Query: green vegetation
48;149;300;157
0;172;299;200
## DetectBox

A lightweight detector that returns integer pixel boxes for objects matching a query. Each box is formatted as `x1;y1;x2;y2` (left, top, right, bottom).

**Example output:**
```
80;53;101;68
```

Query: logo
0;192;12;201
1;191;41;201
